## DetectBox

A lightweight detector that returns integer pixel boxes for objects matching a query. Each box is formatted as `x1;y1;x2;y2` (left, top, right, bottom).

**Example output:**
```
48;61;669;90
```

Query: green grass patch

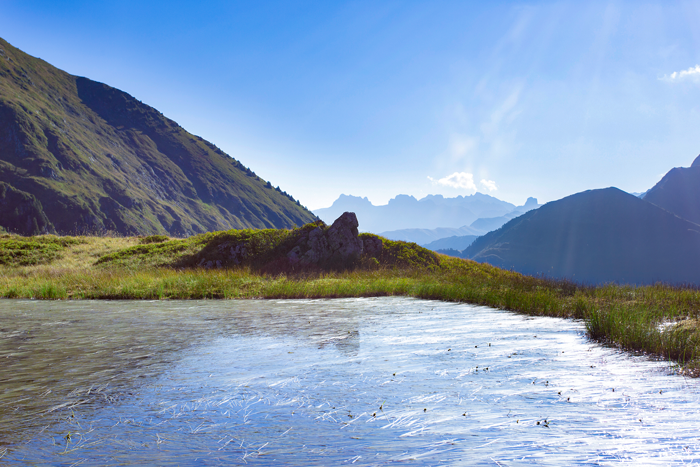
4;230;700;375
0;235;84;266
95;239;193;268
139;235;170;244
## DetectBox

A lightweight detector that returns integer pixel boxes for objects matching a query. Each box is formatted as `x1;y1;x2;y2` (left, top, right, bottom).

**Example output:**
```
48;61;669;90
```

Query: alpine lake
1;297;699;465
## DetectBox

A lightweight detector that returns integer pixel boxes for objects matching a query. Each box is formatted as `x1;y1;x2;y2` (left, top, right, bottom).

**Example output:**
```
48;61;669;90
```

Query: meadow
1;227;699;375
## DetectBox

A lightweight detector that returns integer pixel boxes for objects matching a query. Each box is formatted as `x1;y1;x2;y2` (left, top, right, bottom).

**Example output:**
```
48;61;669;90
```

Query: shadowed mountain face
0;38;316;236
464;188;700;285
643;155;700;225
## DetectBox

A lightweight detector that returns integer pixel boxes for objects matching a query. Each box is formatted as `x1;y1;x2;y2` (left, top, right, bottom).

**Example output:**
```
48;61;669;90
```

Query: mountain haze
464;188;700;285
314;193;515;233
422;234;478;251
371;197;540;244
378;225;485;244
0;38;316;236
469;197;541;232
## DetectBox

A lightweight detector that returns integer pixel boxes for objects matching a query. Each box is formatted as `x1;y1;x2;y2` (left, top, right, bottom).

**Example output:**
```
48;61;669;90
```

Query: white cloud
428;172;477;191
662;65;700;82
480;179;498;191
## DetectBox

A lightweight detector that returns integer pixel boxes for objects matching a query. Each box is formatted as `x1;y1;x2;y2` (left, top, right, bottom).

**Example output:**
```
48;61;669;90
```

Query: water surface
1;297;699;465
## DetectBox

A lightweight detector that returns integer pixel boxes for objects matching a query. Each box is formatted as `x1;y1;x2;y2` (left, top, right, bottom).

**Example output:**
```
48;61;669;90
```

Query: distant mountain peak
314;192;519;233
388;194;418;205
330;194;373;208
692;154;700;168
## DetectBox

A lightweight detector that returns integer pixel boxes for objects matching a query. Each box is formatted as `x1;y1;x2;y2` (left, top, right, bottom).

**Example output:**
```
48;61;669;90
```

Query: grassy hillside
2;227;700;375
0;37;316;236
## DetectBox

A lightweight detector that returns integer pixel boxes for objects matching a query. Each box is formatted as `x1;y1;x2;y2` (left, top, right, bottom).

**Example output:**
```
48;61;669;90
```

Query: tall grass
2;234;700;374
3;264;700;373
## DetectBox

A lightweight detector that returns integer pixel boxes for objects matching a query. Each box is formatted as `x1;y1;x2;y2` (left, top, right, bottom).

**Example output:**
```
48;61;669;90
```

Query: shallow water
0;297;699;465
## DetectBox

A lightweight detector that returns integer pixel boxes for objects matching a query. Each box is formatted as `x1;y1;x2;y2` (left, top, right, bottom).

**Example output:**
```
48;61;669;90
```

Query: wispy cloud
661;65;700;82
449;134;477;161
480;179;498;191
428;172;477;191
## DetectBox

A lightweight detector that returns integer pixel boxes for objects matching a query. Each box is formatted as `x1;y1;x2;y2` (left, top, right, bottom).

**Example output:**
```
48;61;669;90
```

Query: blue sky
2;1;700;209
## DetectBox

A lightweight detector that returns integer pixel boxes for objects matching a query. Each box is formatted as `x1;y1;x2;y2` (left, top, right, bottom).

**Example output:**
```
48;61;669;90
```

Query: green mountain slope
0;37;316;236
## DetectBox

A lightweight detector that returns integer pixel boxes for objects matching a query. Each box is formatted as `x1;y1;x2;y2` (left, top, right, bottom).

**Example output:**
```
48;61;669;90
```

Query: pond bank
2;230;700;375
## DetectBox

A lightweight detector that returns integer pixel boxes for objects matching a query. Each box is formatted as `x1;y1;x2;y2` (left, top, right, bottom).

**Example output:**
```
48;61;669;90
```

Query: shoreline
2;230;700;375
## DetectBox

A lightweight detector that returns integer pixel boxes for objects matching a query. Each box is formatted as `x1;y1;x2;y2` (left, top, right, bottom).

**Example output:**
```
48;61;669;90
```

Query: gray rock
362;235;382;258
326;212;364;261
286;212;367;266
303;226;331;263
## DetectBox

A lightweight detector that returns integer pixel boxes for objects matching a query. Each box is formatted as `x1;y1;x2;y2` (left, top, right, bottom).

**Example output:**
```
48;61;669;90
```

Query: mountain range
376;225;484;245
314;193;519;233
422;235;479;251
314;194;541;241
0;38;316;236
465;157;700;285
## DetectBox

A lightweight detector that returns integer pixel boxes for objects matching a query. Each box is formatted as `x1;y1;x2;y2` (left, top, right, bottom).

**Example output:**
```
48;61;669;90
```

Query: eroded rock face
326;212;364;260
361;235;383;258
287;212;371;267
196;211;381;270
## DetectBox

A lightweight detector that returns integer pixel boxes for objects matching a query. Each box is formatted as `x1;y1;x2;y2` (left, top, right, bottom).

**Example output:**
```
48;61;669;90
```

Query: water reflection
0;299;366;447
0;297;699;465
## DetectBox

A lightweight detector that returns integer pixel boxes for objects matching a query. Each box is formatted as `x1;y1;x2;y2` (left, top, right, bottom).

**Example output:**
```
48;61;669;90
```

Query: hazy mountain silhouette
469;197;541;232
378;225;484;244
368;196;540;244
0;38;315;235
422;235;478;251
314;193;515;233
464;187;700;285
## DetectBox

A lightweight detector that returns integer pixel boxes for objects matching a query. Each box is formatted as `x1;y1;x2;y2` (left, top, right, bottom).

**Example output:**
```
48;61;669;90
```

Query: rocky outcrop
361;234;382;258
184;211;384;272
287;212;370;266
